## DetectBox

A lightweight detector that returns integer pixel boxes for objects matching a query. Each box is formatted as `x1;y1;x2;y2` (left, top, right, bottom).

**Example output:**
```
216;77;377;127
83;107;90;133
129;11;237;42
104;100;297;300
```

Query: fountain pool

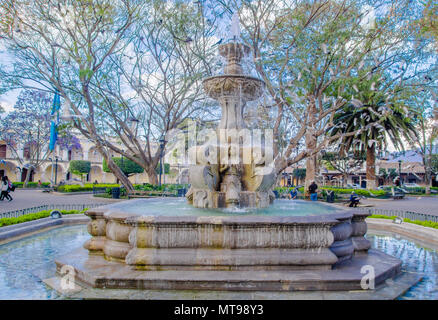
0;224;436;299
100;198;343;216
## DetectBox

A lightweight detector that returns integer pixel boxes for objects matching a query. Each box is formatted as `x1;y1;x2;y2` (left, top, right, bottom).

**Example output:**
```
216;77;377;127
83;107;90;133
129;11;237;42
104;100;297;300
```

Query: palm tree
328;78;417;189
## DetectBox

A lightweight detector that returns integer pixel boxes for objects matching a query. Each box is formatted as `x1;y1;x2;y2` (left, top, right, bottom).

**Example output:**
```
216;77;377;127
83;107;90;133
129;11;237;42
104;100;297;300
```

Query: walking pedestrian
0;176;13;201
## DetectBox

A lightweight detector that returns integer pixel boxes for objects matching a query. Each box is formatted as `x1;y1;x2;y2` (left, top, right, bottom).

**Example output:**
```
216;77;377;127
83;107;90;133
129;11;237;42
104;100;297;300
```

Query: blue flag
49;91;61;151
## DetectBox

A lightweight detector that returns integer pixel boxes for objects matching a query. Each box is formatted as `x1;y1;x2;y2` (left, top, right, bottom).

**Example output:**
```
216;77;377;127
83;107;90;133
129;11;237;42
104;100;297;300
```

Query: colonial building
0;135;188;185
279;149;438;188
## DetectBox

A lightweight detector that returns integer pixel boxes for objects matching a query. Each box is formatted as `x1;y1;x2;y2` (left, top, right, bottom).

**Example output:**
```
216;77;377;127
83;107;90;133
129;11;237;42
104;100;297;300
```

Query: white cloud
0;89;21;112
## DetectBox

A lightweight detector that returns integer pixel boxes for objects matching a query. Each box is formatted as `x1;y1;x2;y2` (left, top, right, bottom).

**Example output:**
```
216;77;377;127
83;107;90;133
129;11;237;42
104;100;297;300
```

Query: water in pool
0;225;437;299
102;198;342;216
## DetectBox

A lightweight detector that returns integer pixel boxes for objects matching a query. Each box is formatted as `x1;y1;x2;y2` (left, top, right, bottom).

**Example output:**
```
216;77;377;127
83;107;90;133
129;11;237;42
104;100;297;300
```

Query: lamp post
54;156;59;185
159;137;166;187
398;160;402;186
49;157;53;187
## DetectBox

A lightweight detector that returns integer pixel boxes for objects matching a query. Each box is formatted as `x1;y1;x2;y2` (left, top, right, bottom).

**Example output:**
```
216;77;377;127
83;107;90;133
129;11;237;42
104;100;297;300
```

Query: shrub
274;186;385;197
12;182;51;188
103;157;144;176
0;209;83;227
69;160;91;180
155;163;170;175
57;183;120;193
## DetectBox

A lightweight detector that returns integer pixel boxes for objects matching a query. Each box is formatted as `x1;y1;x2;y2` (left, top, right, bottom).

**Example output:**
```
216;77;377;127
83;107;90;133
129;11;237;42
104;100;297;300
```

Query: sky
0;1;427;154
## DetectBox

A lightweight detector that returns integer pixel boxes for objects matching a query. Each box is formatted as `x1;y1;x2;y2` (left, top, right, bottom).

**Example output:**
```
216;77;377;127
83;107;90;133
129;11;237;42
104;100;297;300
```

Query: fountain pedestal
60;15;402;294
187;39;276;209
54;205;402;292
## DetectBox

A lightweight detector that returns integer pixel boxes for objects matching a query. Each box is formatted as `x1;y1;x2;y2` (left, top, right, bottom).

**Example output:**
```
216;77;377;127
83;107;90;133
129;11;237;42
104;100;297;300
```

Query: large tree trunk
99;147;134;191
304;98;317;192
343;173;348;187
304;131;317;192
305;155;317;191
423;157;431;194
146;166;159;185
23;168;31;188
366;144;377;190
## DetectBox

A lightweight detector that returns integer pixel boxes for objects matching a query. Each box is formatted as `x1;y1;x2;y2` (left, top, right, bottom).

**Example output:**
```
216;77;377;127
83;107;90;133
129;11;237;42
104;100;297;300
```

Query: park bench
391;188;405;200
392;192;405;200
42;185;54;193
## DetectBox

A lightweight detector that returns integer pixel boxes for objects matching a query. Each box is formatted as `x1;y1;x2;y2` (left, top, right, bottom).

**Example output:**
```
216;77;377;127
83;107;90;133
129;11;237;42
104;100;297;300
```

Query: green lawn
368;215;438;230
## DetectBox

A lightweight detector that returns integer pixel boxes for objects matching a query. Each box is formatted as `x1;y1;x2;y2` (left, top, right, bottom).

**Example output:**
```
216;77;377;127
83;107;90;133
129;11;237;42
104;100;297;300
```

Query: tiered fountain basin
55;199;402;291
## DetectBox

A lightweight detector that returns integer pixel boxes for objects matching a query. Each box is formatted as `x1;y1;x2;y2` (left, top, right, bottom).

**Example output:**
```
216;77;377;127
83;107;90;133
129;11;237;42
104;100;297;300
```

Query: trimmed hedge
57;183;189;193
134;183;188;192
57;183;120;193
274;186;386;197
12;182;51;188
379;186;438;195
0;209;84;227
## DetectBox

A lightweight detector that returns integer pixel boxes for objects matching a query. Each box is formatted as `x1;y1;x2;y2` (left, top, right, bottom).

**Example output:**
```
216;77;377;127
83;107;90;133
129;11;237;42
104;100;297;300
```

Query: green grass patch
0;209;85;227
368;215;438;229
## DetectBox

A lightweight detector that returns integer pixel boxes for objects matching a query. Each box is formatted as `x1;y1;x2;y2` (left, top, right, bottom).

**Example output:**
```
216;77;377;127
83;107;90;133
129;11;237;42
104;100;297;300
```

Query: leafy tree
103;157;144;177
407;89;438;193
413;0;438;50
322;151;365;187
155;163;170;175
217;0;432;190
432;155;438;175
328;76;417;189
0;0;143;192
69;160;91;182
90;1;218;185
378;168;398;185
0;89;76;185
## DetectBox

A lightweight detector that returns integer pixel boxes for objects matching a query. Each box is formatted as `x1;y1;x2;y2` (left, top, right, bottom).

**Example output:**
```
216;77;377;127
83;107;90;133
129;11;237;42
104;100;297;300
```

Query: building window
0;145;6;158
23;145;31;159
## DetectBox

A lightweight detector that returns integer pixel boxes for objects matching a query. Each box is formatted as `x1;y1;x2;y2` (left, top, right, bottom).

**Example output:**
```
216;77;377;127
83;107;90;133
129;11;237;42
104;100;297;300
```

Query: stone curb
367;218;438;245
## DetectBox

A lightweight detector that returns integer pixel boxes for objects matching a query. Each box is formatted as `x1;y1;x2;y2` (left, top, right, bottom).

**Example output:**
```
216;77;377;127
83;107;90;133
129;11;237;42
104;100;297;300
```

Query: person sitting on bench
349;191;360;207
289;187;298;200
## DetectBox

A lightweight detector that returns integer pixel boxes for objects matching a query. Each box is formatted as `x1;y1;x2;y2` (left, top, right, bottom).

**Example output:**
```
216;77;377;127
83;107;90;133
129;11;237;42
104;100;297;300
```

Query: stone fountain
186;13;275;209
52;15;403;295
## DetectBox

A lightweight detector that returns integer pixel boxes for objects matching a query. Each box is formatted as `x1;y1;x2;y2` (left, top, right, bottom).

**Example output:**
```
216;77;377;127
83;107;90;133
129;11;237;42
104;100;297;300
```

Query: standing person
38;180;42;188
308;181;318;201
0;176;13;201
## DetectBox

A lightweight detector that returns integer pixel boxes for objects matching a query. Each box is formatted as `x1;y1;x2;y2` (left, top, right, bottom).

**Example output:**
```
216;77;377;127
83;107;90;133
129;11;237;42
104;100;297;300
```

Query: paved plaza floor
1;190;438;216
360;196;438;215
0;189;120;213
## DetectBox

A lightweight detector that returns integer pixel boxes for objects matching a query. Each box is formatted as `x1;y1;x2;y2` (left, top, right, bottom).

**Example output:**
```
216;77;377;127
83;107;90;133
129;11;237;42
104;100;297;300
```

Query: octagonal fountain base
54;200;402;292
55;247;401;292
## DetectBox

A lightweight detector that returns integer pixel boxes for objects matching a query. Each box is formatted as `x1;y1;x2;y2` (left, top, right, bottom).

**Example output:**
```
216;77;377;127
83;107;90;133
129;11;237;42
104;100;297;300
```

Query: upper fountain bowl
202;74;265;101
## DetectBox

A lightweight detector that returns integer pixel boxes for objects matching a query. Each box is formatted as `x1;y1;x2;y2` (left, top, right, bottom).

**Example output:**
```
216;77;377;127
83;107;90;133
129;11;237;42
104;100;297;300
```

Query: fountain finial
230;12;241;41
